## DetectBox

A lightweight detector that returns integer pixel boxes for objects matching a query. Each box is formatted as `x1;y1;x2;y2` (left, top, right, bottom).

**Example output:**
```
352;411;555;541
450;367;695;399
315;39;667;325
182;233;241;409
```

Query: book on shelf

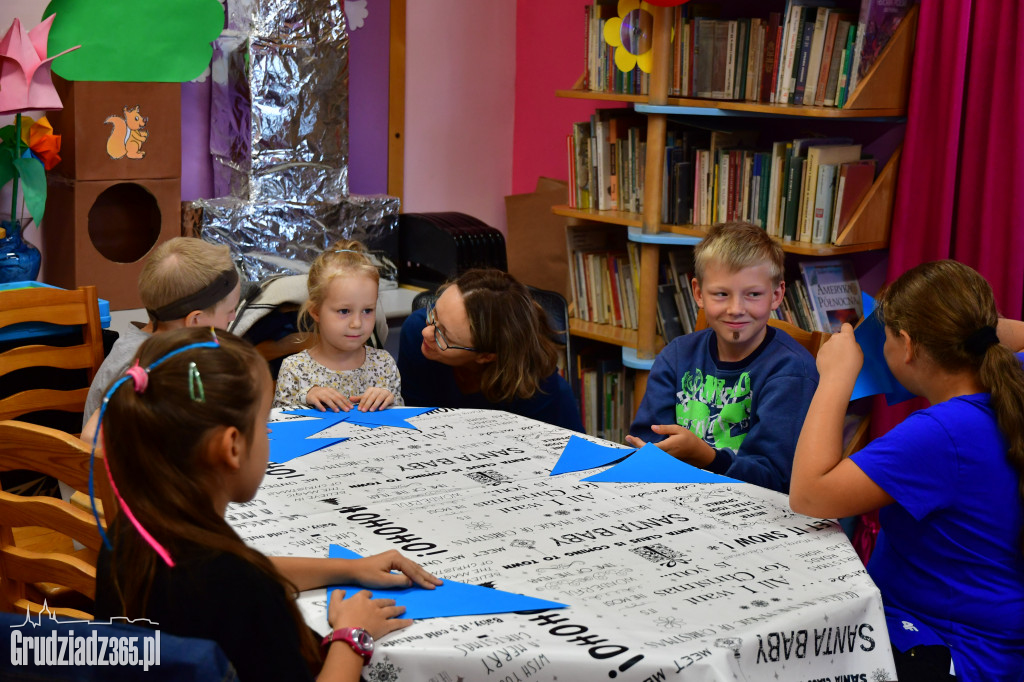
831;158;877;243
572;121;592;209
848;0;912;96
835;21;857;107
822;16;854;106
573;346;633;442
799;143;862;242
800;259;864;332
762;11;783;102
566;224;639;331
792;16;816;105
815;11;856;106
801;7;830;106
811;163;838;244
656;282;686;343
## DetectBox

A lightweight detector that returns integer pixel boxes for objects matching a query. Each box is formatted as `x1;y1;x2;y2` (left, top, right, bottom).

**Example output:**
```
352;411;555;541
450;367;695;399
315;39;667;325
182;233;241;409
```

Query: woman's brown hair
101;327;320;667
877;259;1024;553
440;269;560;403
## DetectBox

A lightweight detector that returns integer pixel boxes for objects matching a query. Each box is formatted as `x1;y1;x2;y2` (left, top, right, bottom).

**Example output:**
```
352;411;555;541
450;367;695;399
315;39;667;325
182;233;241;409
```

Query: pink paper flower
0;16;79;116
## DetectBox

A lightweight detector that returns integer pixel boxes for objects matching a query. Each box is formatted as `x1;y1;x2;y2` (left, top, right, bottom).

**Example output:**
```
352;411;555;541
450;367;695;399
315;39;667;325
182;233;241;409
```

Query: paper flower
0;16;79;115
604;1;656;74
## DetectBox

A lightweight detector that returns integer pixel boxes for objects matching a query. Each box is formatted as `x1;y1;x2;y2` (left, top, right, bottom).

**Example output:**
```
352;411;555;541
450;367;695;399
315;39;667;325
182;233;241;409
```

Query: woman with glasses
398;269;583;431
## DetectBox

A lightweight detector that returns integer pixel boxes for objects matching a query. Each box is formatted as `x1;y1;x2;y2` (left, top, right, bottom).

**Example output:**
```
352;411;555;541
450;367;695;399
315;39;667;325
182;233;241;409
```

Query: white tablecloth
229;407;895;682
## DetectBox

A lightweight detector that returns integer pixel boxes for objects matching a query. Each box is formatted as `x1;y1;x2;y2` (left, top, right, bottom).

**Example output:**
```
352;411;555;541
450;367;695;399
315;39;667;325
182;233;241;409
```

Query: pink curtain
857;0;1024;562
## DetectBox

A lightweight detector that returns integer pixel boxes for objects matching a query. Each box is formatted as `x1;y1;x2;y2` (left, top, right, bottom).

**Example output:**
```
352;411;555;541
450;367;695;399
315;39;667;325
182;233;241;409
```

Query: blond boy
82;238;242;427
627;223;818;493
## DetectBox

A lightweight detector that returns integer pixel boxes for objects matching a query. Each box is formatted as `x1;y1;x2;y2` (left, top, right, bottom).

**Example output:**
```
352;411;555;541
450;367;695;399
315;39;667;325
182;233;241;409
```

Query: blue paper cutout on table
345;406;435;430
850;293;915;405
326;545;567;620
268;419;346;463
550;435;634;475
581;443;740;483
283;406;435;430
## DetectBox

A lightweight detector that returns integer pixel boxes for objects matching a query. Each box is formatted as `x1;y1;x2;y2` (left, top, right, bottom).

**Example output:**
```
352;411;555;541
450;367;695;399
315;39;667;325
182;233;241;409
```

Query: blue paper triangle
326;545;566;620
850;293;915;405
581;443;740;483
269;436;345;464
269;419;338;441
551;435;634;475
282;409;356;424
344;406;436;430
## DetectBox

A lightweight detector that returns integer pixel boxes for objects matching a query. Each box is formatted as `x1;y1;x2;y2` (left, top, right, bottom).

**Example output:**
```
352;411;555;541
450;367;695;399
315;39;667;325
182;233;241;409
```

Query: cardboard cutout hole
88;183;162;263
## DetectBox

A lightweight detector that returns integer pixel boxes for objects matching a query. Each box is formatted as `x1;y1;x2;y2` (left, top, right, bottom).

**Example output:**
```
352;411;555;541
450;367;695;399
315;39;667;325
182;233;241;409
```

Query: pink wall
512;0;623;195
403;1;516;233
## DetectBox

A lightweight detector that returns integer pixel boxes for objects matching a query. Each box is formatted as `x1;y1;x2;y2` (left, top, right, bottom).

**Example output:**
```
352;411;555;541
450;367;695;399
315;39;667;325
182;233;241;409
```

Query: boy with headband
82;237;242;429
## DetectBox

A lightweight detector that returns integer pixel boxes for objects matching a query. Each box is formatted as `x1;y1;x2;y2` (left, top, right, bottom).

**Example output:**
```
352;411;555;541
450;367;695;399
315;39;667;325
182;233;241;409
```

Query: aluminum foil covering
195;194;399;282
210;0;349;203
199;0;399;285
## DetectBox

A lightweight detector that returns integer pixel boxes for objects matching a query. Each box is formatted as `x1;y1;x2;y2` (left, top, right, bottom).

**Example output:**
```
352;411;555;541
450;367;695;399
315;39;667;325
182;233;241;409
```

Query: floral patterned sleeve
379;351;404;406
273;353;311;409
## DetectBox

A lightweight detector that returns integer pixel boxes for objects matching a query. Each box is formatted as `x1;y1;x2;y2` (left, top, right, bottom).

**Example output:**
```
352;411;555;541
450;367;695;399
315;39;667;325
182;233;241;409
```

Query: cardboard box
47;78;182;181
505;177;571;298
42;177;182;309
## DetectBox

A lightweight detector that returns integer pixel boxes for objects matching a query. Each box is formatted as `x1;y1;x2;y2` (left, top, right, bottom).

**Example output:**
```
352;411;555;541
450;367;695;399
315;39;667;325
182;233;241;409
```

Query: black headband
147;269;239;322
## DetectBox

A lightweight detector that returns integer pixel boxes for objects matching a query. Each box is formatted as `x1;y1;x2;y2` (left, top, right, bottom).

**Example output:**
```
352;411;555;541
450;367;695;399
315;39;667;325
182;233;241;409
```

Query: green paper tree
43;0;225;82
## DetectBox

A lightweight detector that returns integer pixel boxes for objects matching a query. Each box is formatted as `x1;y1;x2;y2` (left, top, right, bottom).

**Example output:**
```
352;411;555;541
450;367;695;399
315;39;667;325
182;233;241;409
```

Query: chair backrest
0;286;105;422
0;421;115;619
694;309;828;356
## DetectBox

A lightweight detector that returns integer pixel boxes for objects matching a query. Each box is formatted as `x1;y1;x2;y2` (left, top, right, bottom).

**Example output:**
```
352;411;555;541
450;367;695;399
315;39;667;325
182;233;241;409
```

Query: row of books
566;225;640;329
582;2;650;95
788;259;864;333
582;0;912;109
567;111;647;212
568;115;879;246
703;136;877;245
572;351;633;442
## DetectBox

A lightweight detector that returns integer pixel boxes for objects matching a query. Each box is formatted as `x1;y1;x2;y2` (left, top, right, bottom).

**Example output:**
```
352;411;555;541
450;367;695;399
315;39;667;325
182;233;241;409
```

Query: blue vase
0;220;42;283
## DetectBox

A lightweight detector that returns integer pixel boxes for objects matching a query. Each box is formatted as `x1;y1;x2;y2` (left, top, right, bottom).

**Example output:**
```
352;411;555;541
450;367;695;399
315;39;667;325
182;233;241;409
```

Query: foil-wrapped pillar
197;0;398;282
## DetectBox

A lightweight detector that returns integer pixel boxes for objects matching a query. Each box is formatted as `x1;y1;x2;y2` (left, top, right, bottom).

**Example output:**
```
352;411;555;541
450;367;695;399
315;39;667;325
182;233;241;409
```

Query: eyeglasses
425;303;478;352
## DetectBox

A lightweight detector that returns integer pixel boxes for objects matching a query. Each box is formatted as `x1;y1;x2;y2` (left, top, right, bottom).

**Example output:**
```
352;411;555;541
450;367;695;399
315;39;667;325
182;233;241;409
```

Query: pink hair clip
125;360;149;393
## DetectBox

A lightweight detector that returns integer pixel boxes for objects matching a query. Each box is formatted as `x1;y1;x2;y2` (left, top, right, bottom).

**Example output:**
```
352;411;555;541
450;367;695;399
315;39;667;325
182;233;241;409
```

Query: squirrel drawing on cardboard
105;106;148;160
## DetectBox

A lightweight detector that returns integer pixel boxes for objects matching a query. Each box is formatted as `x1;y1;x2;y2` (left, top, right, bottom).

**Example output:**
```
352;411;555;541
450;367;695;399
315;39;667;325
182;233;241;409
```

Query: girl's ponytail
979;341;1024;552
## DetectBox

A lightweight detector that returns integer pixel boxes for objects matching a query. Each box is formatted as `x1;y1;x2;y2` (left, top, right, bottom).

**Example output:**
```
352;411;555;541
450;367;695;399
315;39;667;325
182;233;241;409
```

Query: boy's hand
327;589;410;640
815;323;863;386
351;387;395;412
306;386;353;412
627;425;715;468
346;549;442;590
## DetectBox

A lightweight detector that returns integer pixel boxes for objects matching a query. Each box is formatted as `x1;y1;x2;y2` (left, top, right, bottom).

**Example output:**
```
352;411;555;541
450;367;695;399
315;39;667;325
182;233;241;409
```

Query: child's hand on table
327;589;410;639
626;425;716;468
306;386;353;412
347;549;443;591
351;387;395;412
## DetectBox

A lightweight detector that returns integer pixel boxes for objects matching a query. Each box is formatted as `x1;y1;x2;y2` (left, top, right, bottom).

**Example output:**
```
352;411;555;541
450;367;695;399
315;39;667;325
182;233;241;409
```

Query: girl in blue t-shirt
790;260;1024;682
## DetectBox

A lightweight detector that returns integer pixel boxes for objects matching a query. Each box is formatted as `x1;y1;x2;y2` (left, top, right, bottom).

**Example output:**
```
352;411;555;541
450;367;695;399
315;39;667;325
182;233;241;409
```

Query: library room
0;1;1021;681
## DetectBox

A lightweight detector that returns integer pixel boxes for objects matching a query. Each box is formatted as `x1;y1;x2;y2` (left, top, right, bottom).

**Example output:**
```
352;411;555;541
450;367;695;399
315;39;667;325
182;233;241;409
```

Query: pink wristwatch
321;627;374;664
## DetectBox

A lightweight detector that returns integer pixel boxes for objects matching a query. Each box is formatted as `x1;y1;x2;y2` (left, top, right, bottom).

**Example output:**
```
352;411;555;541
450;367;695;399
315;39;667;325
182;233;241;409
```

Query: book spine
777;6;804;104
812;164;836;244
761;12;781;102
830;168;848;244
815;12;842;106
836;24;857;107
799;149;819;243
782;155;803;241
803;8;830;106
723;21;738;100
793;20;816;106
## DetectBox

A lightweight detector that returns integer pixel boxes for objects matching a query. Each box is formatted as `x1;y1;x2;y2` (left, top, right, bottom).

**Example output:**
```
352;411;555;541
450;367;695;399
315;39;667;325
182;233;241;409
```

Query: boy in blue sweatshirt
627;223;818;493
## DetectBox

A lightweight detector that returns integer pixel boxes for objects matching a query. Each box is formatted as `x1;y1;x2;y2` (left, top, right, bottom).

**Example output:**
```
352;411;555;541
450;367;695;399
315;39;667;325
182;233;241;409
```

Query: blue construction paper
581;443;740;483
344;407;436;430
550;435;634;475
269;436;345;464
326;545;566;620
282;409;356;424
269;419;337;441
850;293;915;405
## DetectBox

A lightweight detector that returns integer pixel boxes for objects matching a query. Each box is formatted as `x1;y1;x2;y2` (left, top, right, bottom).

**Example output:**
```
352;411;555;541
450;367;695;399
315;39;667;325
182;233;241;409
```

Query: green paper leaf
44;0;225;83
12;157;47;227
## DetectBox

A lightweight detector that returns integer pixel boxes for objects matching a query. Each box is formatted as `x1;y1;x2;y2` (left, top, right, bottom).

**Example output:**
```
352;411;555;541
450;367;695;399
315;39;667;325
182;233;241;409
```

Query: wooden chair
694;309;828;356
0;420;116;619
0;285;105;422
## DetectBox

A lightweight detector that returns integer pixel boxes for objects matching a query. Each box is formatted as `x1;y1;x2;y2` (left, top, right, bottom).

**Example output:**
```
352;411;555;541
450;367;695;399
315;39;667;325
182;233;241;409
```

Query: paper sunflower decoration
604;1;656;73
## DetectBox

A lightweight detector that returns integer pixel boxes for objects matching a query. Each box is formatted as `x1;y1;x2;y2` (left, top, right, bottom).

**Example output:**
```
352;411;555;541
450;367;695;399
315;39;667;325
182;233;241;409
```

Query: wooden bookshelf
556;2;917;430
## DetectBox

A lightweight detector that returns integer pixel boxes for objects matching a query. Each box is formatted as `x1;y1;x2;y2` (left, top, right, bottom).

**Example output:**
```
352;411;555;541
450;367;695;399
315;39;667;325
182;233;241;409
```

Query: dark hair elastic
965;325;999;356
